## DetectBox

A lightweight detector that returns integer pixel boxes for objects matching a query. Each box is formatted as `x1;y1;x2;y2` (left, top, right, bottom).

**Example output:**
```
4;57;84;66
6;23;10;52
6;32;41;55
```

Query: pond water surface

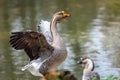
0;0;120;80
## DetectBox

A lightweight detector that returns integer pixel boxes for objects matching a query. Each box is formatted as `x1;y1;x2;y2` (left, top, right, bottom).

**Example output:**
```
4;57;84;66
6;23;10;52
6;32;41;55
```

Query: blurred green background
0;0;120;80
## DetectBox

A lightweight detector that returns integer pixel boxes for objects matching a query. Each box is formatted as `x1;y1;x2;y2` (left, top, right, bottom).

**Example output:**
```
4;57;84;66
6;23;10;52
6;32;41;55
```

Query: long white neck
50;16;65;48
83;59;94;75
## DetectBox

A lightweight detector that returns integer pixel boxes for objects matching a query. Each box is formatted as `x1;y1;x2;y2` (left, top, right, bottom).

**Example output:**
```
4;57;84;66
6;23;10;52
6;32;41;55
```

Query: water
0;0;120;80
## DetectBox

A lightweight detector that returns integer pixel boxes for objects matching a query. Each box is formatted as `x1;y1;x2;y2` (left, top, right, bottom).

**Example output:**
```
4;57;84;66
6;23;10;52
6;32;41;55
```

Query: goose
9;11;70;77
78;57;100;80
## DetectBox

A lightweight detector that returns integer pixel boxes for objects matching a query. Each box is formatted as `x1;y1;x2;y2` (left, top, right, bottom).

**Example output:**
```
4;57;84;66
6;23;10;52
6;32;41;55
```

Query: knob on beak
62;11;70;17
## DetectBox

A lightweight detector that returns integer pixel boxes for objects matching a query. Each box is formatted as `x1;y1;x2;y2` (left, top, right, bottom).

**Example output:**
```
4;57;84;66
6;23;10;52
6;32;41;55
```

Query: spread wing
9;31;54;61
38;20;53;44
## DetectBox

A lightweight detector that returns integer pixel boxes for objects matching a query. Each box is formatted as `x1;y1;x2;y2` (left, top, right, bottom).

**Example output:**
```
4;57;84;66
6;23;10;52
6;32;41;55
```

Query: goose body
78;57;100;80
9;11;70;77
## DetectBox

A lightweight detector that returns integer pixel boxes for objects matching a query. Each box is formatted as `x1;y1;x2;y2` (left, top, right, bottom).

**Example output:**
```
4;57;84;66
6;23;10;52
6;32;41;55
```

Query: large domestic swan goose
9;11;70;77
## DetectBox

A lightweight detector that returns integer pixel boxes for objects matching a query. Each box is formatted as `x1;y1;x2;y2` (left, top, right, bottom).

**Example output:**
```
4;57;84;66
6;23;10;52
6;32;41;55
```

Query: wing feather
38;20;53;44
9;31;54;61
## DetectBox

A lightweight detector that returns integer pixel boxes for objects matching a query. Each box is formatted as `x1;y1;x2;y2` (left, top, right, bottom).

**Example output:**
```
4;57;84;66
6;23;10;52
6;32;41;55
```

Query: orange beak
62;11;70;17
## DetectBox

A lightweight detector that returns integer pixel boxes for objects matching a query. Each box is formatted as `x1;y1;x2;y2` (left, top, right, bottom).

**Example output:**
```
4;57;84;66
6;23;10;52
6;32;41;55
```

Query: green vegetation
102;75;119;80
93;77;98;80
93;75;119;80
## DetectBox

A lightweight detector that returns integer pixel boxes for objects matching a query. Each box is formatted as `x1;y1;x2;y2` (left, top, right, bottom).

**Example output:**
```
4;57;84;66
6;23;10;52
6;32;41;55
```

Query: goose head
77;57;94;71
52;11;70;22
78;57;88;68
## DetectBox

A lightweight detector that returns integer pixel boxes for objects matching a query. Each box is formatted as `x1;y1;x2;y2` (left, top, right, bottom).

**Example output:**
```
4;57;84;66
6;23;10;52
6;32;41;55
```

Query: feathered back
84;71;100;80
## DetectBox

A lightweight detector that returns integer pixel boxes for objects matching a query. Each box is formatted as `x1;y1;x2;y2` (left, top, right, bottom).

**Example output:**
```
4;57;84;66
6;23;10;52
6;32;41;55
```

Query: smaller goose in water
78;57;100;80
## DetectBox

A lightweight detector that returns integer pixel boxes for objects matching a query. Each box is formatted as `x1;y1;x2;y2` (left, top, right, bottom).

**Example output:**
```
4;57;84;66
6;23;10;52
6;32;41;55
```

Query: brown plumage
10;31;53;60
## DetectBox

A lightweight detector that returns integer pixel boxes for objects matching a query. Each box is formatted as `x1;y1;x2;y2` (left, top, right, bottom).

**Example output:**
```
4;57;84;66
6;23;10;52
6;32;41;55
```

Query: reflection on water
0;0;120;80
